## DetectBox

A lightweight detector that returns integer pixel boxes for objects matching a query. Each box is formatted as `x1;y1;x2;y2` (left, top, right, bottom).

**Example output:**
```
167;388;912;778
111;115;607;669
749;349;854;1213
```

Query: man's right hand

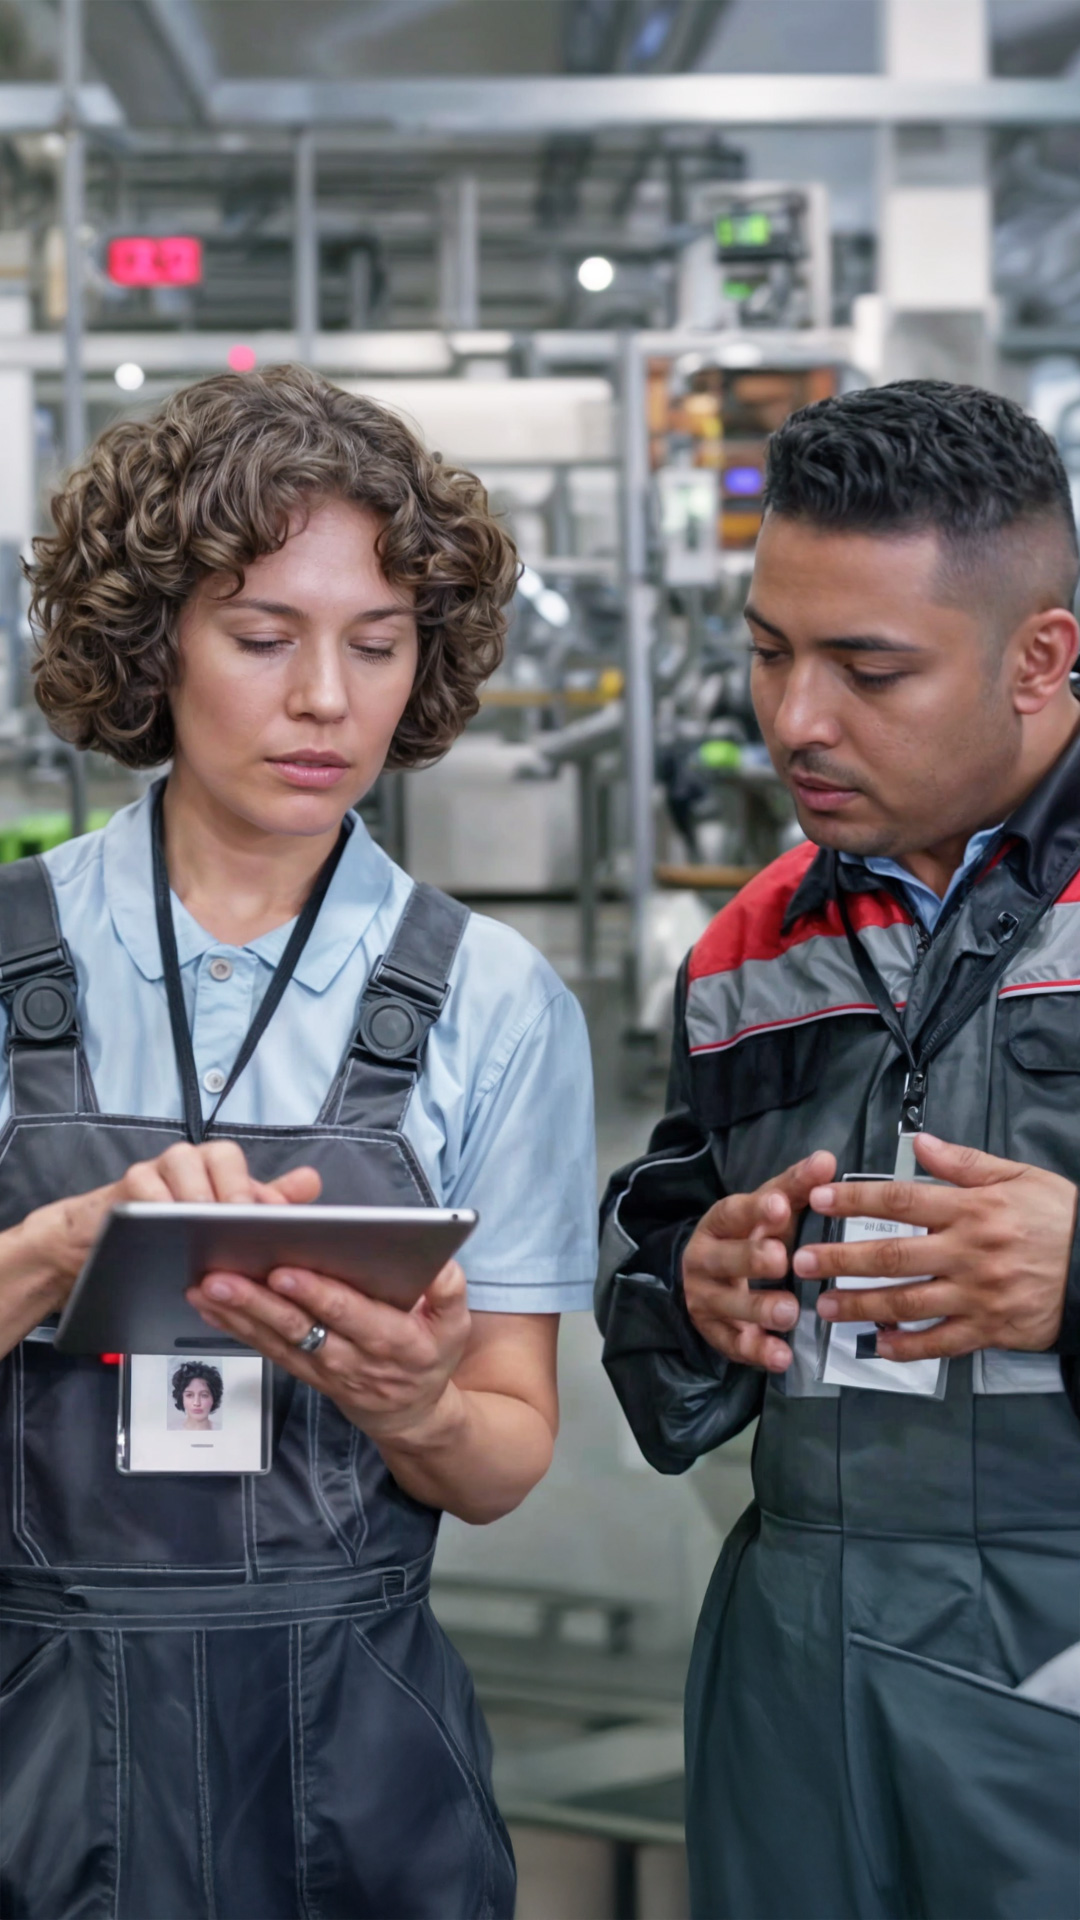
682;1151;837;1373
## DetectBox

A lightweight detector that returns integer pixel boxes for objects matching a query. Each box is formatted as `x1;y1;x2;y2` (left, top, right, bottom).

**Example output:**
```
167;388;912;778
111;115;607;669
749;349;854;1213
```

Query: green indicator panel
716;212;774;249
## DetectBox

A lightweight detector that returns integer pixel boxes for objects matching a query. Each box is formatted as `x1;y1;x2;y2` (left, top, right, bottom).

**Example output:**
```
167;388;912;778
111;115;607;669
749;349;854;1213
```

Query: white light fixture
516;565;572;630
577;255;615;293
114;362;145;391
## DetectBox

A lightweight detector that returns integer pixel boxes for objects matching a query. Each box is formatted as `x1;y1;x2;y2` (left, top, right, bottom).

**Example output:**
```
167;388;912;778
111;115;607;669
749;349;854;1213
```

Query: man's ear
1010;607;1080;715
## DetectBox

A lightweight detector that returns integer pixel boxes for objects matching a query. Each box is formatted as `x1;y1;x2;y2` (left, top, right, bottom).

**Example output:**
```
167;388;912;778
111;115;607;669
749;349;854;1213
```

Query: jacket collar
780;712;1080;934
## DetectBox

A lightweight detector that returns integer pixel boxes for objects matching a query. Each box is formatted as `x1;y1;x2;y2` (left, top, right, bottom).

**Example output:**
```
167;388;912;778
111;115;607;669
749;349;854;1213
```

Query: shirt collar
103;787;395;991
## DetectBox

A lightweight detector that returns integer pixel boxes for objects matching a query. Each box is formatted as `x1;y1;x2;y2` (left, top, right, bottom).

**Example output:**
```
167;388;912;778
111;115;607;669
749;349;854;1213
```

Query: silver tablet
55;1203;478;1355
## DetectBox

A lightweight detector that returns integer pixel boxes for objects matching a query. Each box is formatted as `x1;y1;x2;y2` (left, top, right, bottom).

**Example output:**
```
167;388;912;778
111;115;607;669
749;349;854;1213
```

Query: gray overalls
0;852;515;1920
598;782;1080;1920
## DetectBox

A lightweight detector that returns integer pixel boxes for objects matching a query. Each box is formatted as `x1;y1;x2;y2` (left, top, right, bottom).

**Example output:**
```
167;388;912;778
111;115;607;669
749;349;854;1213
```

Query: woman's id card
817;1175;947;1398
117;1353;273;1473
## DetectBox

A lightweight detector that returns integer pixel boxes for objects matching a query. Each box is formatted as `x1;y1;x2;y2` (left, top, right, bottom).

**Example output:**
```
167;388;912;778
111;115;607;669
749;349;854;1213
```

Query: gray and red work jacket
597;728;1080;1465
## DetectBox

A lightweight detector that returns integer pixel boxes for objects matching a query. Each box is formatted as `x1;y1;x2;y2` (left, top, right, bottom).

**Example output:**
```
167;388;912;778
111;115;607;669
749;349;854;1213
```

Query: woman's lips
790;775;862;813
267;757;351;790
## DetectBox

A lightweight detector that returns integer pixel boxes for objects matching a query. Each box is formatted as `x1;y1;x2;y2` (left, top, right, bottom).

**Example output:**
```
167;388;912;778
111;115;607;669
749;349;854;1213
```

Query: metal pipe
617;331;655;1007
438;172;480;330
59;0;85;468
293;128;318;364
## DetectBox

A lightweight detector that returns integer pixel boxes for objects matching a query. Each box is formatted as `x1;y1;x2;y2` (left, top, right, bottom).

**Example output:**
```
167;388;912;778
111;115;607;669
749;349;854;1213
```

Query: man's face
747;515;1022;859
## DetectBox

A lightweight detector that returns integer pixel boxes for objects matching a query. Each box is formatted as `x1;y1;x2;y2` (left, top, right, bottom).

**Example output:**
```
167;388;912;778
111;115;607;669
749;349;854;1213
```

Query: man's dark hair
764;380;1079;606
171;1361;224;1412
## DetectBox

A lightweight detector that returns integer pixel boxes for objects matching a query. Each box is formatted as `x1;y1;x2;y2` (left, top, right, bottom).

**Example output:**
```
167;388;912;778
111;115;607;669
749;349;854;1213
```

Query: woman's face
182;1377;214;1424
170;497;419;840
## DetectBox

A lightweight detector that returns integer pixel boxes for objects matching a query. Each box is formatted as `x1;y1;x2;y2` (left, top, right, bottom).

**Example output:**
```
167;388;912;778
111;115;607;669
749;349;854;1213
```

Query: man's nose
770;662;843;753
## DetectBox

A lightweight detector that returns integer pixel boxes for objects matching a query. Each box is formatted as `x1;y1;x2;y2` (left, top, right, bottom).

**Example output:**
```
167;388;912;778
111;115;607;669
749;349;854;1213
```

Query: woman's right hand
15;1140;321;1317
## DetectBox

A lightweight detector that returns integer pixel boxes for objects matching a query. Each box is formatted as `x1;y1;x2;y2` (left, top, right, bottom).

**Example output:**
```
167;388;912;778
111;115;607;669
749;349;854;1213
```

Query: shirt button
203;1068;226;1094
208;957;233;982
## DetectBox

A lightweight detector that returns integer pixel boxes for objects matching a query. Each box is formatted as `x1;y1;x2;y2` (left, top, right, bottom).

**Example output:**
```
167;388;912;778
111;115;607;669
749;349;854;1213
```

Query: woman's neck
162;768;342;947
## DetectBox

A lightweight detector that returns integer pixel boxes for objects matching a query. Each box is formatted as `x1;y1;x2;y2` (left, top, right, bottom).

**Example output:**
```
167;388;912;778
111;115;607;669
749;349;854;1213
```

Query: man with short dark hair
598;381;1080;1920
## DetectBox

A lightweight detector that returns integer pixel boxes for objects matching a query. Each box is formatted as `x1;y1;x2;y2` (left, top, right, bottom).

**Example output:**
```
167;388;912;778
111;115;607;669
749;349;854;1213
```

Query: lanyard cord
151;781;350;1145
835;859;1059;1133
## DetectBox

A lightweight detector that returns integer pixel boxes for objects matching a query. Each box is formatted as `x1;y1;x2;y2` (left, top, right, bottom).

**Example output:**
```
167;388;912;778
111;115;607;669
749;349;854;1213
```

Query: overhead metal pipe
293;128;318;364
59;0;86;468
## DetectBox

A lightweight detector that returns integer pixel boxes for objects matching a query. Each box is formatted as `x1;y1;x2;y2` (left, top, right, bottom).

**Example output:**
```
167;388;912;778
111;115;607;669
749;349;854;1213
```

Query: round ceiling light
577;256;615;293
113;362;145;391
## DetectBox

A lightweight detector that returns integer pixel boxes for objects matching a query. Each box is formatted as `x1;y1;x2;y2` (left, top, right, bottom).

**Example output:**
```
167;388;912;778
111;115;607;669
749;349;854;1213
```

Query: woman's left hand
186;1260;471;1443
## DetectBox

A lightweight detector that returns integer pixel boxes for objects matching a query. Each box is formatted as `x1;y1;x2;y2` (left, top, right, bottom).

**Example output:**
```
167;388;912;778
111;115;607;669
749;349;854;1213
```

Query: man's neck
898;702;1080;900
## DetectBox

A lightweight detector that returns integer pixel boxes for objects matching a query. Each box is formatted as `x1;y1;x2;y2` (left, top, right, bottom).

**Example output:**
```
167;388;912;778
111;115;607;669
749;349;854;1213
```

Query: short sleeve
447;986;597;1314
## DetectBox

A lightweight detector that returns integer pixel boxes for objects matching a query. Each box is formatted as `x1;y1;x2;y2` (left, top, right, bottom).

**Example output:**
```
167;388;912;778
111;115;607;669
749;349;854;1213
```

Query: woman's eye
234;636;288;654
350;643;396;662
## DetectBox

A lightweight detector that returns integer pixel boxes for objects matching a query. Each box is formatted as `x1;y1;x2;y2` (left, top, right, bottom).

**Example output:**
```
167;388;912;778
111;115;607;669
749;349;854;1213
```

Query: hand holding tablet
56;1202;478;1354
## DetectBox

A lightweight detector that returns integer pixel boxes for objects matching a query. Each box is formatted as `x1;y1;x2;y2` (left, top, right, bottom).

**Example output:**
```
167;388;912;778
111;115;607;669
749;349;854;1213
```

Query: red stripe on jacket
688;843;914;982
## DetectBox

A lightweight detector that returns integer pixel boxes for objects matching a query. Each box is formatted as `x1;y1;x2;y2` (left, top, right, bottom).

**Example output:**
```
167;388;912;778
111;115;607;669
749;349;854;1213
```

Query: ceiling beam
205;74;1080;131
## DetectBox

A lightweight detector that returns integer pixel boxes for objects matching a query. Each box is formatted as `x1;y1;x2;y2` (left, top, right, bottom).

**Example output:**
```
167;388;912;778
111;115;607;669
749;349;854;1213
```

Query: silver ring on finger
295;1321;328;1355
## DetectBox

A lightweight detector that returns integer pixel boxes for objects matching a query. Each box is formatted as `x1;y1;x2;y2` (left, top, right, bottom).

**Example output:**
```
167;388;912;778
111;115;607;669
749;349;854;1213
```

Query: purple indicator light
725;465;764;497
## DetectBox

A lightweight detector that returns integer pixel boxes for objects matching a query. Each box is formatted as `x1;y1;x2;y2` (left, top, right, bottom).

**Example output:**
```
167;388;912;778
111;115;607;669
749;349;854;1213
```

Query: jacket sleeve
594;959;764;1474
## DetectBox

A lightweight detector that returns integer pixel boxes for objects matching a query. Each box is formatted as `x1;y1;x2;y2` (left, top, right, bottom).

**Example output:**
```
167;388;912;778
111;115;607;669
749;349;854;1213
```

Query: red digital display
107;236;203;288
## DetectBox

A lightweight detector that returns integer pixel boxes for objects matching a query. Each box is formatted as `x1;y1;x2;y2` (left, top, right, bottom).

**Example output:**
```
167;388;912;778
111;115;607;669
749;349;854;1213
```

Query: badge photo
117;1352;272;1473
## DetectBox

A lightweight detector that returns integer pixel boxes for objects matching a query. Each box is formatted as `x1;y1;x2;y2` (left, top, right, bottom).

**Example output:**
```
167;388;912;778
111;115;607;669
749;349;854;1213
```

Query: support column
437;172;479;331
294;129;318;365
60;0;85;466
618;332;655;1007
879;0;993;385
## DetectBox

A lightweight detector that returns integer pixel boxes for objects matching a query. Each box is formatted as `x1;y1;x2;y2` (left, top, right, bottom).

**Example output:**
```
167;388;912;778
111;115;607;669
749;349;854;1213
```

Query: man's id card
117;1353;273;1473
817;1175;948;1398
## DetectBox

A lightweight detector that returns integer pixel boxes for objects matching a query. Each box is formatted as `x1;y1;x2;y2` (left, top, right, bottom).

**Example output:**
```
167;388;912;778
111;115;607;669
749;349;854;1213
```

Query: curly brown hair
29;364;517;769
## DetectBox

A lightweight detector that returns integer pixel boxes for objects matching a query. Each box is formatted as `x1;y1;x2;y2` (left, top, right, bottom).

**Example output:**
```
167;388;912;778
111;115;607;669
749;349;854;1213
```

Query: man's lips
789;773;863;812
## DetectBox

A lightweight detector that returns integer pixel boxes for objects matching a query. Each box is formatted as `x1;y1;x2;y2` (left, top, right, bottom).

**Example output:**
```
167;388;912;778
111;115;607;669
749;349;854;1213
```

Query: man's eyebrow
744;604;923;655
225;596;411;621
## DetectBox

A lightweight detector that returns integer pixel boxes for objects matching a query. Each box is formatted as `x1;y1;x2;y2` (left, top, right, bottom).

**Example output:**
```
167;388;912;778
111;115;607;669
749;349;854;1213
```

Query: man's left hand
791;1133;1078;1361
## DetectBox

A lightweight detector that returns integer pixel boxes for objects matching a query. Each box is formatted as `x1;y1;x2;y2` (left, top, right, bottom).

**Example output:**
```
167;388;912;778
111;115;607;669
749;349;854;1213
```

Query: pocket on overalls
844;1632;1080;1920
0;1626;121;1920
291;1604;515;1920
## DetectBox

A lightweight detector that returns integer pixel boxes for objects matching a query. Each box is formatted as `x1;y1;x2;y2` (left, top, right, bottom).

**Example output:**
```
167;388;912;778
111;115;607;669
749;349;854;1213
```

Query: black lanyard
835;853;1059;1151
151;781;350;1145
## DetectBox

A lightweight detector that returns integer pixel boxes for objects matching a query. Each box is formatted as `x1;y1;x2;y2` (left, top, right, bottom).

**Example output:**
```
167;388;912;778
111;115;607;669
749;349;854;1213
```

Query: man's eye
749;644;784;666
849;669;905;690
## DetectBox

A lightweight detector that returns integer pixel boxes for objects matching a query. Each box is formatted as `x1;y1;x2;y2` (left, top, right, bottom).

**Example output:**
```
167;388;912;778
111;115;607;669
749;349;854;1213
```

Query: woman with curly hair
0;366;596;1920
171;1360;224;1429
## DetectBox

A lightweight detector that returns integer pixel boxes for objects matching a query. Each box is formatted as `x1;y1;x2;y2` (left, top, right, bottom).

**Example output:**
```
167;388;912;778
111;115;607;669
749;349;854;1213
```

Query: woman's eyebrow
226;596;411;622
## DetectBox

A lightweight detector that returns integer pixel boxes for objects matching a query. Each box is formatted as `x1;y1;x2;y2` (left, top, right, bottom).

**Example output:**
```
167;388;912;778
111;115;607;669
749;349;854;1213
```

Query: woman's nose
288;641;349;721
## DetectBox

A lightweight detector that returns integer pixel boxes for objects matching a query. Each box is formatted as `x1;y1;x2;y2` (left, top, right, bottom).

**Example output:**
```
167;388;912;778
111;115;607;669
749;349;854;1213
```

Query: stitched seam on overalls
241;1477;258;1582
192;1630;217;1920
306;1391;357;1566
288;1624;314;1920
11;1348;48;1569
110;1629;130;1920
345;1425;368;1561
350;1619;505;1909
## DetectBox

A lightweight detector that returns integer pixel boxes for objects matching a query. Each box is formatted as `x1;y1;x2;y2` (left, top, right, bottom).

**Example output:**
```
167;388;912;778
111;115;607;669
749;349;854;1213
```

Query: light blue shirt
841;824;1003;934
0;791;598;1314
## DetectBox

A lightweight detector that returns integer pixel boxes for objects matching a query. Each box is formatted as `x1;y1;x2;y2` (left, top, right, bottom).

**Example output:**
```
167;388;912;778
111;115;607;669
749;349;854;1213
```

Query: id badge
817;1174;948;1399
116;1353;273;1474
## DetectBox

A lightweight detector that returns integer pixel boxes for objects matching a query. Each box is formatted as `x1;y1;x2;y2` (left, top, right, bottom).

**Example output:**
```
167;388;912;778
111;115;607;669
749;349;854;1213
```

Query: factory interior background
0;0;1077;1912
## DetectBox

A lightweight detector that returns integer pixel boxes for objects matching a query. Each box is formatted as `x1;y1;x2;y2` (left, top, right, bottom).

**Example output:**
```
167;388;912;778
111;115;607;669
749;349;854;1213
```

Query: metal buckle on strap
0;942;80;1045
351;955;449;1068
0;941;72;990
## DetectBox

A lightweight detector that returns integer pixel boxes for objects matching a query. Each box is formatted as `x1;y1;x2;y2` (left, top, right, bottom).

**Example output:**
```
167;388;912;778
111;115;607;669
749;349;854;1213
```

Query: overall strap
0;856;95;1117
319;882;469;1132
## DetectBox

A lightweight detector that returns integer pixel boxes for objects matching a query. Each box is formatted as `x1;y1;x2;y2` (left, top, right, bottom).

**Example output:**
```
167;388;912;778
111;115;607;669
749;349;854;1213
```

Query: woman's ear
1011;607;1080;714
